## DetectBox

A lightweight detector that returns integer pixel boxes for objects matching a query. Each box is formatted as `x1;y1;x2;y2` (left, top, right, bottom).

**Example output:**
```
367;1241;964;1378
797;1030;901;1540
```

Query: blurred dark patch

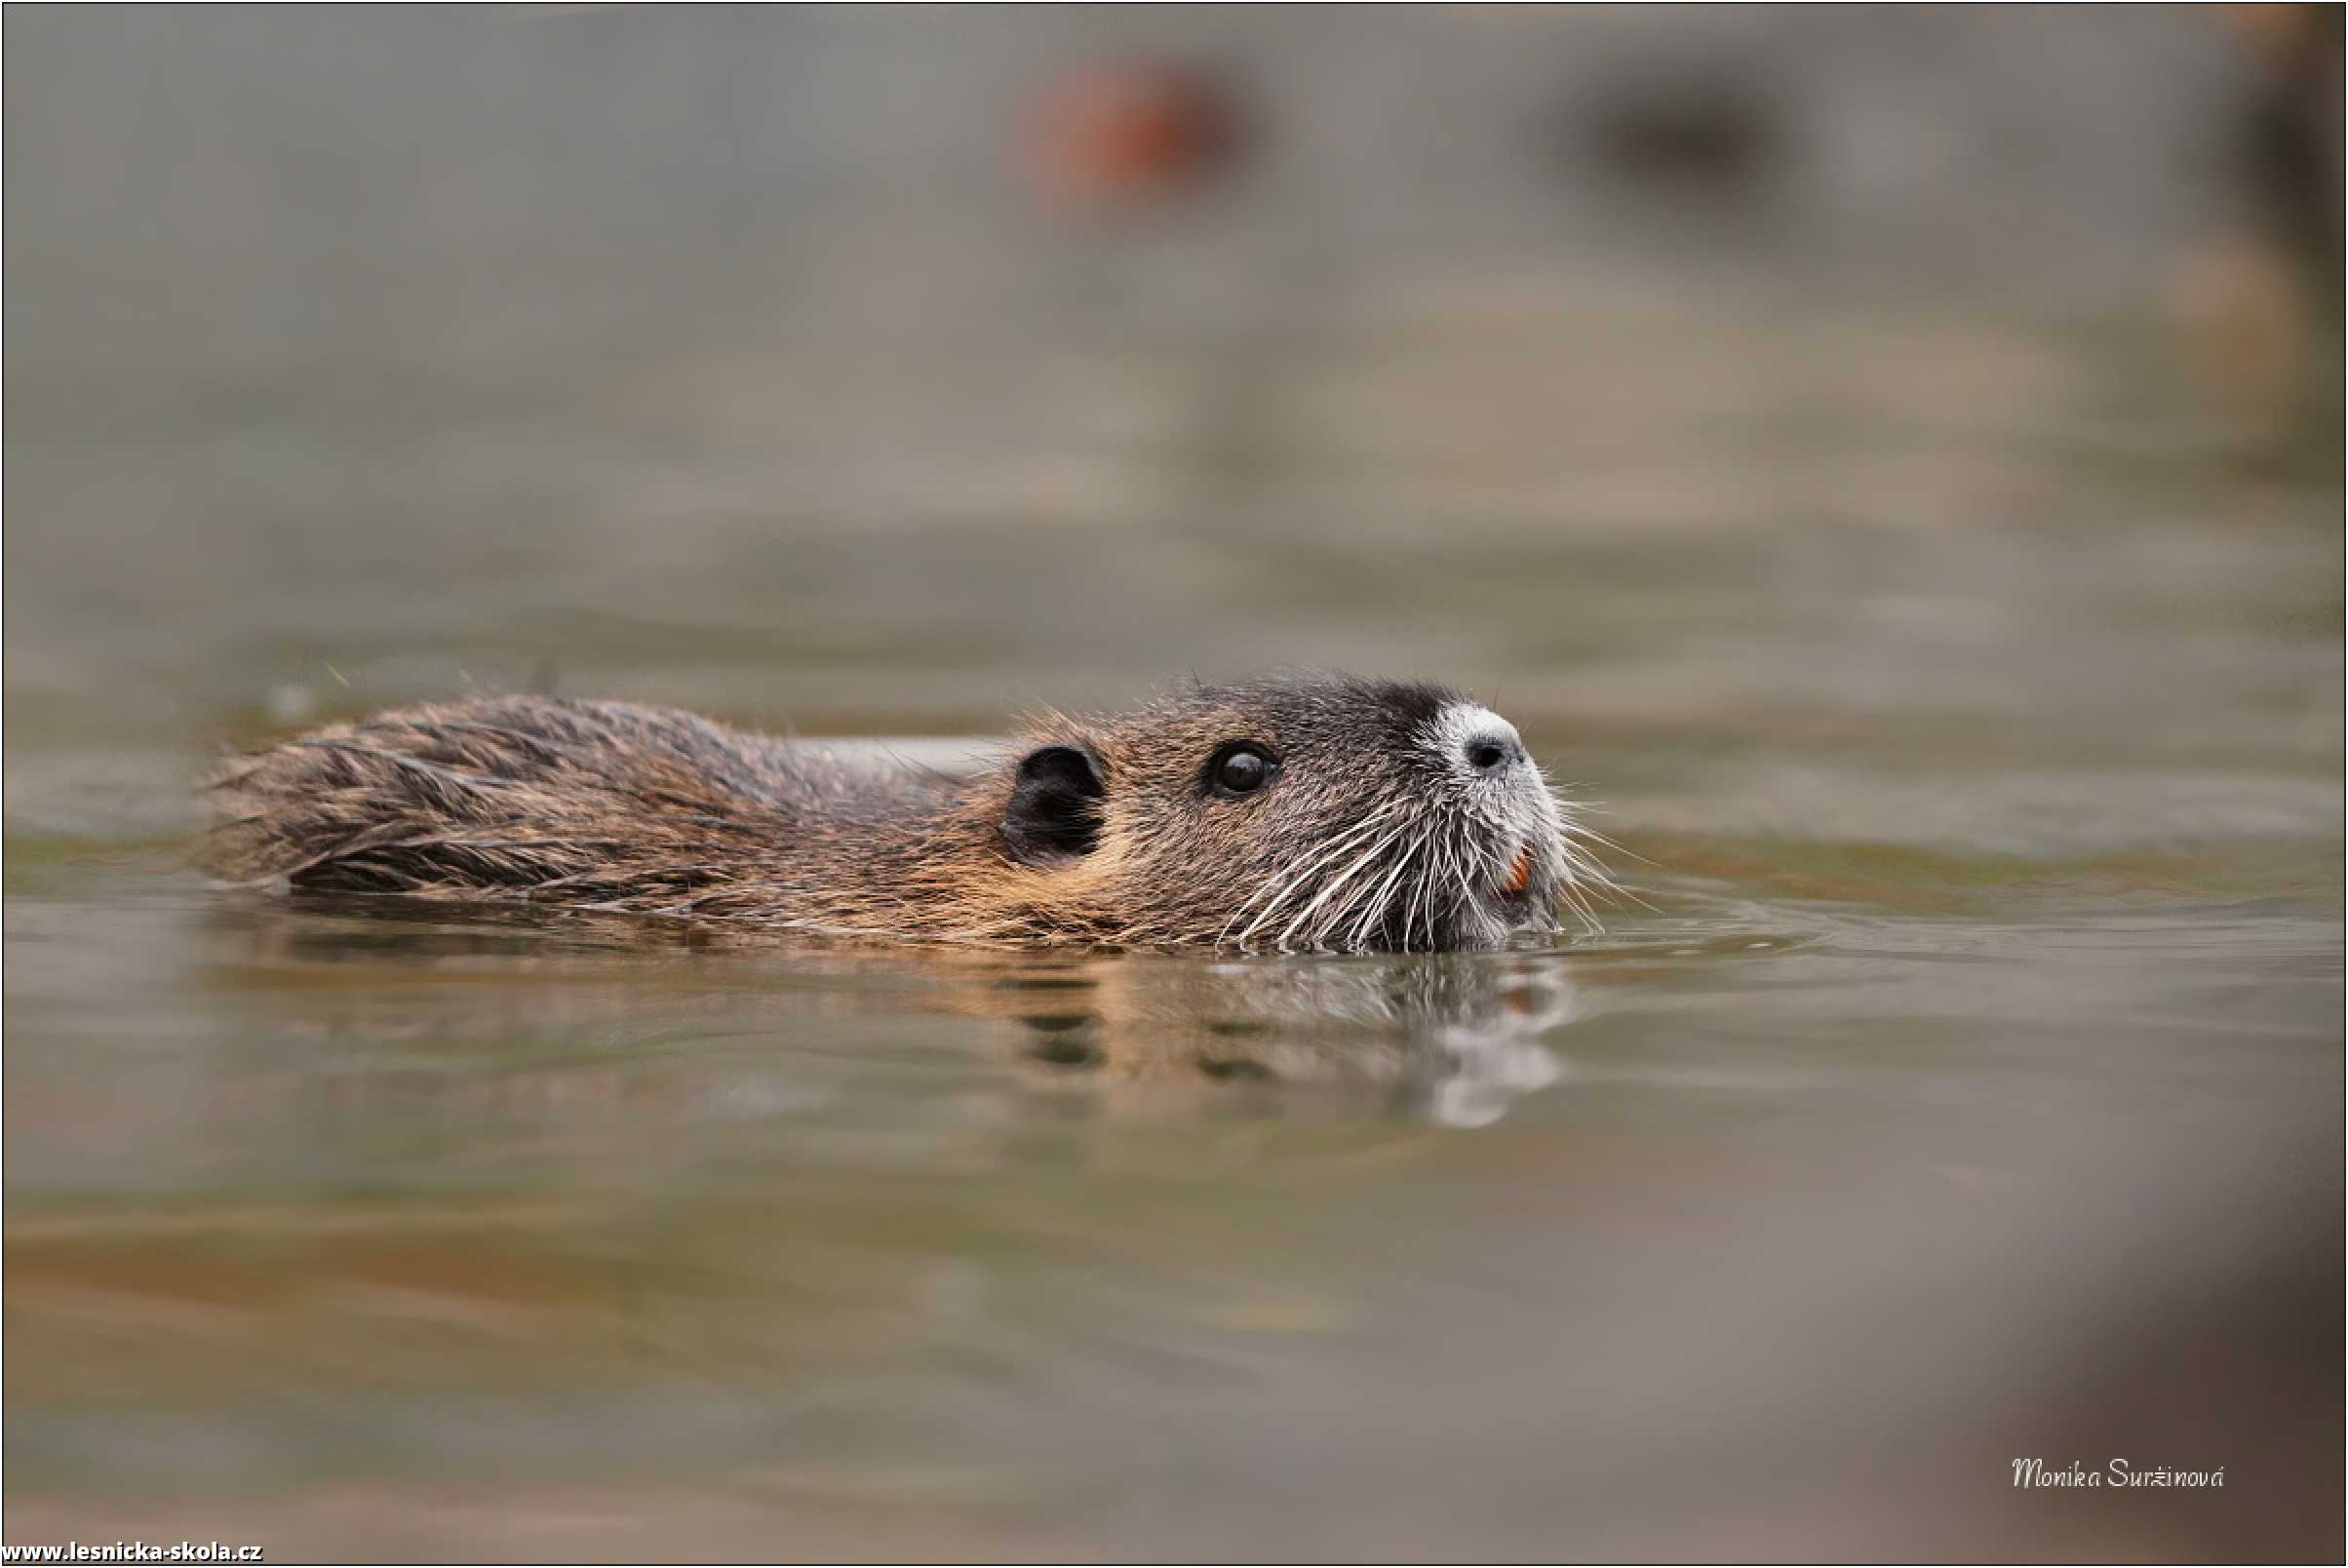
2162;6;2342;451
1564;65;1784;208
1023;1040;1106;1071
2227;1;2344;276
1021;1018;1106;1069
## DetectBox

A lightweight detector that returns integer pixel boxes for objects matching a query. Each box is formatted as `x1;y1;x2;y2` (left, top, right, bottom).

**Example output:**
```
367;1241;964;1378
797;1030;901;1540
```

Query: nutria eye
1209;743;1276;799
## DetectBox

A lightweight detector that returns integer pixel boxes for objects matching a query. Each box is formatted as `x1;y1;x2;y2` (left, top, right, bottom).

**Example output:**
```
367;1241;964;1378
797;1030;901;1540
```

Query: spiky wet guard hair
202;675;1619;951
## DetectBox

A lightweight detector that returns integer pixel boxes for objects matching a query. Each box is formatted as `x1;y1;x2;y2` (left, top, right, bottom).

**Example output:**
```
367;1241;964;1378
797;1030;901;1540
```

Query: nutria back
202;675;1611;951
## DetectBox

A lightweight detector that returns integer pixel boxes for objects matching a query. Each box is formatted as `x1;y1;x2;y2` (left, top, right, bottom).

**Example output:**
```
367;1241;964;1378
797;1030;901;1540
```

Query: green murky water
7;221;2342;1557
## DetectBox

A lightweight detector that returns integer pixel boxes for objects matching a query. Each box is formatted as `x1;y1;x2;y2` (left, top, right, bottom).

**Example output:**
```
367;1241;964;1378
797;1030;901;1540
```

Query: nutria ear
1001;744;1105;865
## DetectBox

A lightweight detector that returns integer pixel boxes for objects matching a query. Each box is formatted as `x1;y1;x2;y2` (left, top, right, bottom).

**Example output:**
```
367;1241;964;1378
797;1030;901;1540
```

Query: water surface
5;53;2341;1550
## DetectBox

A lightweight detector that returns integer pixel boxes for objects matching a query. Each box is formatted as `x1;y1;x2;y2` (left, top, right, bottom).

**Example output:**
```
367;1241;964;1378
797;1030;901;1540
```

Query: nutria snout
201;673;1615;952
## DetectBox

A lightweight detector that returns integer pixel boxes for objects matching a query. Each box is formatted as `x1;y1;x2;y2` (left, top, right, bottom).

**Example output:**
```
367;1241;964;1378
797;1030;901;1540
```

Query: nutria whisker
1273;819;1413;951
1307;818;1423;953
1224;803;1403;950
1349;828;1428;951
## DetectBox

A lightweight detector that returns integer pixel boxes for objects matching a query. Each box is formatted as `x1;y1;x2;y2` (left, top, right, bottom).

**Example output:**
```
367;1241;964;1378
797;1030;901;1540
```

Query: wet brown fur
202;676;1587;951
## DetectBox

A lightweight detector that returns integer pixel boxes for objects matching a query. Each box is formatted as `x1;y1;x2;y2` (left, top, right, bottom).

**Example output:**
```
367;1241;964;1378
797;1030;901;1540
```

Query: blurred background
5;7;2341;1560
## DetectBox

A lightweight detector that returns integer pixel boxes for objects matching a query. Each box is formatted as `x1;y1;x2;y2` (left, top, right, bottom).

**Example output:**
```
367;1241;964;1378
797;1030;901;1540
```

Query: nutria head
988;675;1607;952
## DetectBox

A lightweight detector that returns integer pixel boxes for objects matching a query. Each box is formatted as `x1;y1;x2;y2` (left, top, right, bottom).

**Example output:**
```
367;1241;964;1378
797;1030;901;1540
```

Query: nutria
201;673;1615;952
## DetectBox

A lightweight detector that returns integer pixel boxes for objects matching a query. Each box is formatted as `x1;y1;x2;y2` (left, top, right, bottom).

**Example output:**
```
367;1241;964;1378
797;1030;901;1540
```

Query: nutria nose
1465;731;1525;774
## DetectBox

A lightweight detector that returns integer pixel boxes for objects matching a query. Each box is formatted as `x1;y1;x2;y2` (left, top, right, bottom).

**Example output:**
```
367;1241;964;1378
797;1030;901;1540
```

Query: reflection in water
201;894;1579;1130
993;948;1573;1127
